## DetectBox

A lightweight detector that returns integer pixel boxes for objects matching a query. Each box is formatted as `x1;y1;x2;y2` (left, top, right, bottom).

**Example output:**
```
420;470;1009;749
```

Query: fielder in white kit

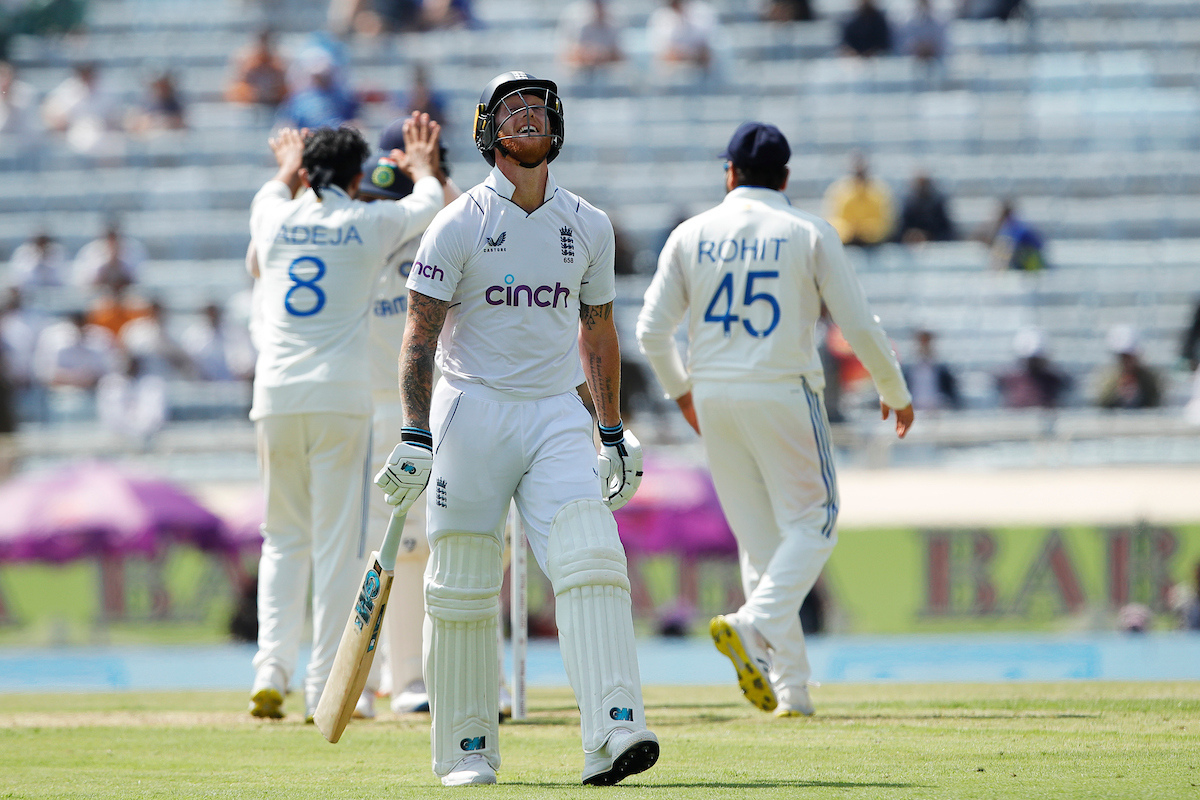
374;71;657;786
636;122;914;718
247;118;443;721
356;118;460;718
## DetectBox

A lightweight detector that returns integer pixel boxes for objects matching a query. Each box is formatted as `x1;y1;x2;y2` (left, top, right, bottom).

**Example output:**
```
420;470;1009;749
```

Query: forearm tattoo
400;291;449;429
579;300;611;331
580;302;620;424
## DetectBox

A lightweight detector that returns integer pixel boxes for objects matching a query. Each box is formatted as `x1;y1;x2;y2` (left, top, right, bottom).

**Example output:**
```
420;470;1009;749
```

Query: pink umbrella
614;456;736;558
0;462;230;564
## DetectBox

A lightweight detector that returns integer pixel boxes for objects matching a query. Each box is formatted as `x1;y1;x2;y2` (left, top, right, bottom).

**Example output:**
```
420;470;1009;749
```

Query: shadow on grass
502;780;921;789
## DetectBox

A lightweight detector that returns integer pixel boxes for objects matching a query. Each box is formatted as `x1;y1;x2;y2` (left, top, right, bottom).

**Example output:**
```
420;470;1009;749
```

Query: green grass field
2;682;1197;799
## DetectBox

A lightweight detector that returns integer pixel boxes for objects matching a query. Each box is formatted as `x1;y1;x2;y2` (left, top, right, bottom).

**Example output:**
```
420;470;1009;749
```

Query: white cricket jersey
249;176;442;420
637;185;911;410
368;234;420;400
407;167;616;400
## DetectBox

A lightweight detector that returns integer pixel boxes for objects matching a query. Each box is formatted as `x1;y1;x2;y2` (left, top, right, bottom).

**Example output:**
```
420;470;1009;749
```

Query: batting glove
374;427;434;512
597;422;643;512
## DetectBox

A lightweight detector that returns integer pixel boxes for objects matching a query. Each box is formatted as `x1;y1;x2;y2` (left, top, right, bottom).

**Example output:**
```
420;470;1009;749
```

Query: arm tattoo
579;300;612;331
579;302;620;425
400;291;449;430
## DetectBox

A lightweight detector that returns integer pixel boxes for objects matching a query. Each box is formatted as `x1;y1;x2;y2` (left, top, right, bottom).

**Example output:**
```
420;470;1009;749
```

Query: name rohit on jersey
698;237;788;262
274;225;364;245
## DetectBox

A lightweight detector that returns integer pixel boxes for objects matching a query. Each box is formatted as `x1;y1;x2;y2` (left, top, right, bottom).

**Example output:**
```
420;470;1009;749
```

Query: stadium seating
3;0;1199;475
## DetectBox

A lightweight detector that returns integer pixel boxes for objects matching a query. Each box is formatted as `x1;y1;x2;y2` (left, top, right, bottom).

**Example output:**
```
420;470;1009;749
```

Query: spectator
277;49;359;130
394;64;448;126
958;0;1026;21
420;0;473;28
97;354;167;443
1094;325;1162;410
996;328;1071;409
0;60;39;140
72;220;147;290
32;311;115;390
840;0;892;58
87;283;150;338
40;61;124;156
181;302;256;381
558;1;623;76
896;171;955;243
328;0;422;36
898;0;948;64
225;30;289;108
822;152;895;247
7;231;67;288
902;329;960;410
761;0;817;22
1180;298;1200;372
984;198;1047;272
118;298;195;380
648;0;717;74
1;287;41;395
127;71;186;133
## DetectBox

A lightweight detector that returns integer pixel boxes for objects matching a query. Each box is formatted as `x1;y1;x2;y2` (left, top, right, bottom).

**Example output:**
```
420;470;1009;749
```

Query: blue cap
359;119;415;200
721;122;790;170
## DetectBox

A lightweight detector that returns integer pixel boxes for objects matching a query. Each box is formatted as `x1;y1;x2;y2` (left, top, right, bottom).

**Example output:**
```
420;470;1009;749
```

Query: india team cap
721;122;791;170
358;118;415;200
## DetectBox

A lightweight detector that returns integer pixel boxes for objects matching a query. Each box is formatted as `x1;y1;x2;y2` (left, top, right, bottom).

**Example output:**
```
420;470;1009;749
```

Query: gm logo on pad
460;736;486;751
609;707;634;722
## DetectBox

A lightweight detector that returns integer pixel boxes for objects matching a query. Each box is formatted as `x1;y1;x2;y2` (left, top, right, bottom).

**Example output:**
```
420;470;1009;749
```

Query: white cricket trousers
692;378;838;699
253;412;372;702
365;397;430;695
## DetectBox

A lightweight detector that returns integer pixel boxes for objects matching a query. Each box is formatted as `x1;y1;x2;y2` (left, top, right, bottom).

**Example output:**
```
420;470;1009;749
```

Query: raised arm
578;300;621;429
399;289;449;430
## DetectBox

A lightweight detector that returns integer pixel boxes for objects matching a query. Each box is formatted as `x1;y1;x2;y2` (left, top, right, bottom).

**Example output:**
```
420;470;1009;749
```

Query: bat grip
378;509;407;572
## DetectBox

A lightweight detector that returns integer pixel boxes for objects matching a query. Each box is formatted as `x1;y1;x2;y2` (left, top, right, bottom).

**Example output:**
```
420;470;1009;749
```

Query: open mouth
519;124;540;135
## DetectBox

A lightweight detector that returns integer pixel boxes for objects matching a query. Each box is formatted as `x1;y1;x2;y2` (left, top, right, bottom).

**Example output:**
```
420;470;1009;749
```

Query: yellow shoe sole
710;616;777;712
249;687;284;719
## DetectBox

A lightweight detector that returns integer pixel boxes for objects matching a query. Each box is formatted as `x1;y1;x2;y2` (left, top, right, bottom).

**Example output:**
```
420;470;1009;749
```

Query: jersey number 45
704;270;780;338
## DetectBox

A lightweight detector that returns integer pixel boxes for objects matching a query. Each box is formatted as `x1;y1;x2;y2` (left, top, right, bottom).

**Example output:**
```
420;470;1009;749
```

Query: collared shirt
407;166;616;401
248;176;442;419
637;185;911;410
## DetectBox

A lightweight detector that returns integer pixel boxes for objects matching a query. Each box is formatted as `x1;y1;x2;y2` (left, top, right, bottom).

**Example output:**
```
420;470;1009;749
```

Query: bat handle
378;508;407;572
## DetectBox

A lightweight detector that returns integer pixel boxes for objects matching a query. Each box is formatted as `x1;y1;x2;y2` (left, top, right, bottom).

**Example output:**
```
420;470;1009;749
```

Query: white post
509;506;528;720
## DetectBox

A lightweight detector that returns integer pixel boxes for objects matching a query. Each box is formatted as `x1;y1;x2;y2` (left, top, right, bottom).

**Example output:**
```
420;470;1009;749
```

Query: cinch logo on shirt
412;260;444;281
485;274;571;308
698;237;788;263
273;225;363;246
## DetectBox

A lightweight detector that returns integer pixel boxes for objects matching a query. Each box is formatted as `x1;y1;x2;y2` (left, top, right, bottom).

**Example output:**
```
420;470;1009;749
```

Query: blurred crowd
5;0;1199;442
1;218;256;442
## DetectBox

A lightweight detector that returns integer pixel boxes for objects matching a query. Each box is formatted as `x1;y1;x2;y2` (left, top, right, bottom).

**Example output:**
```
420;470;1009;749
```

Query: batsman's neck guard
474;71;564;168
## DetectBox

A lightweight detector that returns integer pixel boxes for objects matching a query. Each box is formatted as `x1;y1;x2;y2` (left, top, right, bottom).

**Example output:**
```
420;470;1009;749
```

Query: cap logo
371;158;397;189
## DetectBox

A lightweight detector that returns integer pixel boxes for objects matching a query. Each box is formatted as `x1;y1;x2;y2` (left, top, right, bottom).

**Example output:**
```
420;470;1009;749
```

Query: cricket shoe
774;685;815;717
441;754;497;786
353;688;376;719
303;684;323;724
581;728;660;786
391;679;430;714
248;664;287;719
499;682;513;722
710;614;778;712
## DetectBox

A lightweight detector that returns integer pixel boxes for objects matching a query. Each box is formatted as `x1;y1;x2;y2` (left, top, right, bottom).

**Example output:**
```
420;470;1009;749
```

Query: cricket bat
314;508;406;743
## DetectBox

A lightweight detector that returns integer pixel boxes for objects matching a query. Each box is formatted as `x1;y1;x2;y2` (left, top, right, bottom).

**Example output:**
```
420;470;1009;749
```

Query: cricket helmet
473;71;564;167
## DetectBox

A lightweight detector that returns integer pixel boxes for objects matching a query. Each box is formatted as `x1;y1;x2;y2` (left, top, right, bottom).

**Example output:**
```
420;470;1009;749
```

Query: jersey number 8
285;256;327;317
704;270;780;338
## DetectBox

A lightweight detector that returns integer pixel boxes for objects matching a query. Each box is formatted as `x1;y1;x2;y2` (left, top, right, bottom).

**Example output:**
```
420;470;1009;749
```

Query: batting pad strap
549;547;631;595
425;534;503;623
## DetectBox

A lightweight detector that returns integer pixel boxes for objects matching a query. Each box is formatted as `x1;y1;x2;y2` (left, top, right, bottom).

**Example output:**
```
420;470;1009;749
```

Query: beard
501;133;553;166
